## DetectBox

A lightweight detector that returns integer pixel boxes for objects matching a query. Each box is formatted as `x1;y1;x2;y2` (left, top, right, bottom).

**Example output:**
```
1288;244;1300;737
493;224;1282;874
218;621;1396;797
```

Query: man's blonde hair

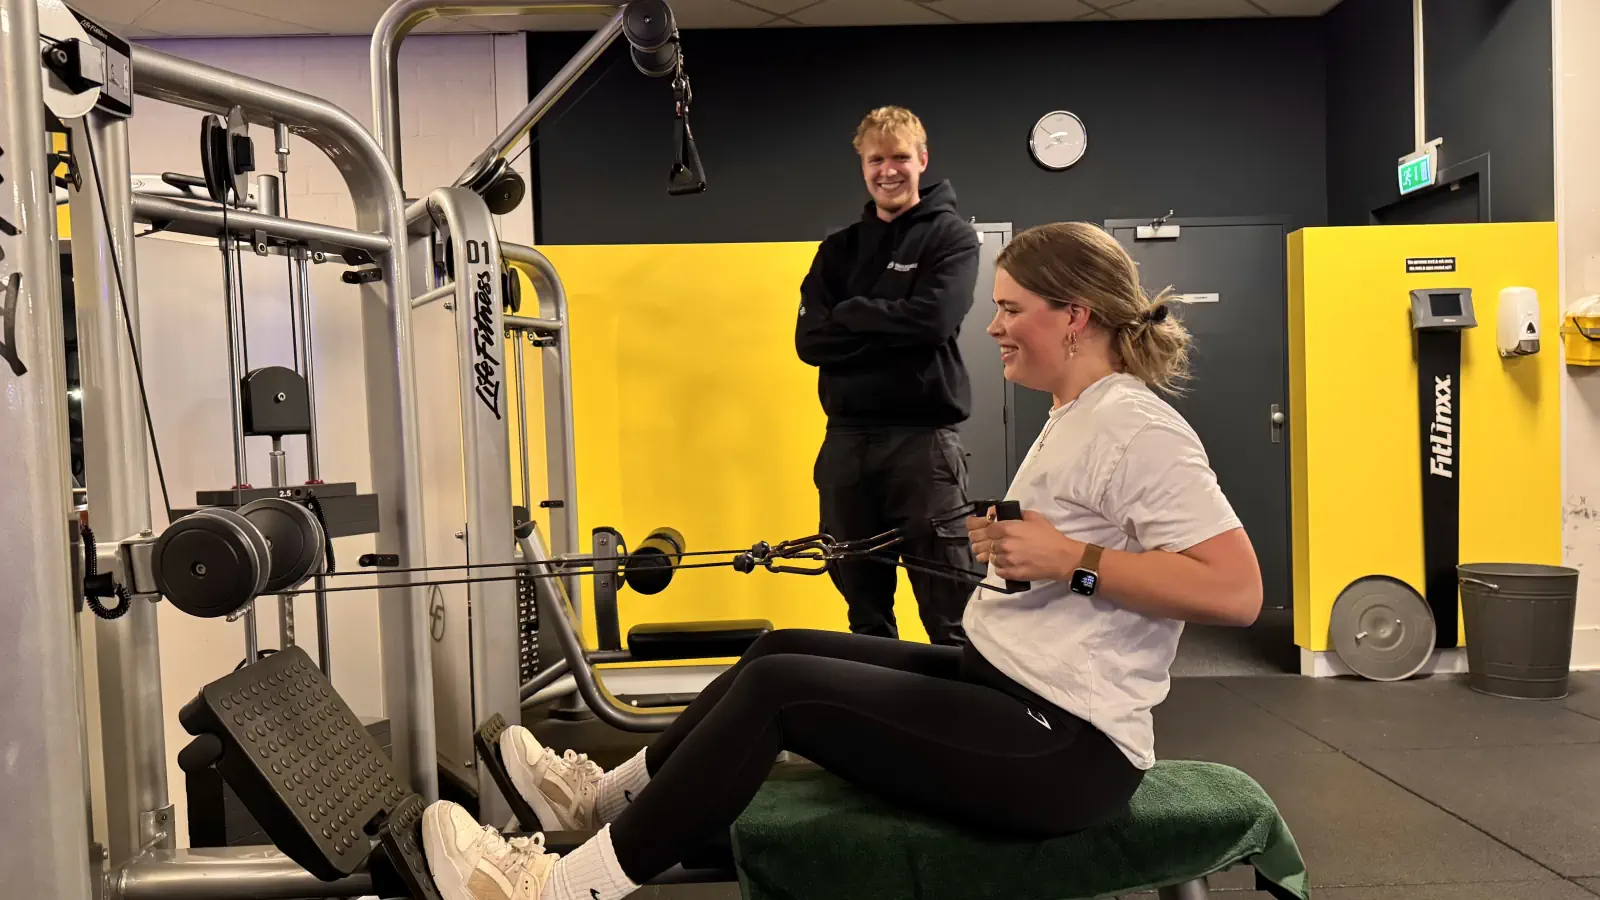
852;106;927;153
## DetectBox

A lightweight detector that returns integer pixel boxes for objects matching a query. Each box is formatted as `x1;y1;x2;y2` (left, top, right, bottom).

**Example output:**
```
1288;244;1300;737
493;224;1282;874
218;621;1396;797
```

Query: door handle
1270;403;1285;443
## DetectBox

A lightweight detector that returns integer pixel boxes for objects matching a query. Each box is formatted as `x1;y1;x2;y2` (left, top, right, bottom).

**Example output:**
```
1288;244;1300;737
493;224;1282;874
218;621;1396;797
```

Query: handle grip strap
989;500;1031;594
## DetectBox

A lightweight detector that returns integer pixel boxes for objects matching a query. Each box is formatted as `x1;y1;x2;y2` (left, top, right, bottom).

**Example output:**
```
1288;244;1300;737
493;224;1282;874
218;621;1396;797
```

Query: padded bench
626;619;773;662
729;760;1309;900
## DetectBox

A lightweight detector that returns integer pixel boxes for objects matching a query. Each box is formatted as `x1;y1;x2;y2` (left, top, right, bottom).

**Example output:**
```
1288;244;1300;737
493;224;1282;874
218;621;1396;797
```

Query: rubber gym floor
529;657;1600;898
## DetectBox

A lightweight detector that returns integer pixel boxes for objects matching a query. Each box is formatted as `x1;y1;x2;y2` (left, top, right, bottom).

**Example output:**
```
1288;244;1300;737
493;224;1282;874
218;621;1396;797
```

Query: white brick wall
108;31;532;846
1556;0;1600;670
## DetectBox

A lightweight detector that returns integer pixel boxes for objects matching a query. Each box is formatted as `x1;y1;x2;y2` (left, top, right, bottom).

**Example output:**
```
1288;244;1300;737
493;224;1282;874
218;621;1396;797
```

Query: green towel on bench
730;759;1309;900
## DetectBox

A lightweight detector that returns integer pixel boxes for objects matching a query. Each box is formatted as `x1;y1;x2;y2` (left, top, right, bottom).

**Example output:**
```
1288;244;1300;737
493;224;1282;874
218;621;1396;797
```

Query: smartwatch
1069;544;1103;596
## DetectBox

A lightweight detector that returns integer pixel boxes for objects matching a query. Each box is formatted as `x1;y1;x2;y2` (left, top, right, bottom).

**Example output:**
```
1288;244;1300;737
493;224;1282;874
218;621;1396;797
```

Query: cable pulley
120;499;1028;620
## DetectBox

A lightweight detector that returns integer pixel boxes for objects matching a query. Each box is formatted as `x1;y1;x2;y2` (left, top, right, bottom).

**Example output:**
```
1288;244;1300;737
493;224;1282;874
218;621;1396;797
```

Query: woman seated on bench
421;221;1265;900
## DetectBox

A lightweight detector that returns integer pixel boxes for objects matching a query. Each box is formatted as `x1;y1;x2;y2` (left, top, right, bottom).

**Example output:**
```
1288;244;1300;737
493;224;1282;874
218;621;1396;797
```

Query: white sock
541;824;639;900
594;750;649;823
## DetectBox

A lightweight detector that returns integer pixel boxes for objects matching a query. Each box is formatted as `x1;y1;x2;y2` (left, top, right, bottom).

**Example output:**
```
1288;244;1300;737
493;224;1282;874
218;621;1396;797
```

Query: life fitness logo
464;239;502;422
1429;375;1454;479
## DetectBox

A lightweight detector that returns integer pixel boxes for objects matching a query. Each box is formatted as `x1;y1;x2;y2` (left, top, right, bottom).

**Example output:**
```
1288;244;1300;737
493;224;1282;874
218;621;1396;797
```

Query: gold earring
1068;332;1078;357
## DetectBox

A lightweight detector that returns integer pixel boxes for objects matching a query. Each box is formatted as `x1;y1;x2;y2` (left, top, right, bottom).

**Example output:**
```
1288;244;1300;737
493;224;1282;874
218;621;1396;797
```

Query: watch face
1069;568;1098;595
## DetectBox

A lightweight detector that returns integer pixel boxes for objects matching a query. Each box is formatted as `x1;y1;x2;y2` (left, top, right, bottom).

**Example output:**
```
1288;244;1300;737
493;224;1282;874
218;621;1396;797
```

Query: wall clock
1030;111;1087;170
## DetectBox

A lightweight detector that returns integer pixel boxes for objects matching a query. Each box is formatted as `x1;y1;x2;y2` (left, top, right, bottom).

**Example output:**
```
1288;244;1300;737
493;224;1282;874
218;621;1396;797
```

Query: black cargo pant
812;425;977;646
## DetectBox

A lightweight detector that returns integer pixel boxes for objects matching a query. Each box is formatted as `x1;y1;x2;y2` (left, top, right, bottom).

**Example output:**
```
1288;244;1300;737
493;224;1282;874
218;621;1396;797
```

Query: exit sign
1398;152;1435;195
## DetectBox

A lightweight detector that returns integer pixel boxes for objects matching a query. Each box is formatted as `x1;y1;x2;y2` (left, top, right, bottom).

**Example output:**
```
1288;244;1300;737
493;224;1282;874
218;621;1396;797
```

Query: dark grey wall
526;3;1554;485
1324;0;1553;224
1324;0;1413;224
527;18;1328;245
1426;0;1554;221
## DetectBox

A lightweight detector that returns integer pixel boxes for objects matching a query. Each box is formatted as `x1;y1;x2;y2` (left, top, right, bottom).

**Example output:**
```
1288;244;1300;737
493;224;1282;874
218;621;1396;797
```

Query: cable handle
987;500;1031;595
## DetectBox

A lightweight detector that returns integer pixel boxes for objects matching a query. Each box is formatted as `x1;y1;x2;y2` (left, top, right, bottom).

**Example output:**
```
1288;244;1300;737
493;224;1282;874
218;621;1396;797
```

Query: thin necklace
1035;414;1061;451
1036;373;1113;451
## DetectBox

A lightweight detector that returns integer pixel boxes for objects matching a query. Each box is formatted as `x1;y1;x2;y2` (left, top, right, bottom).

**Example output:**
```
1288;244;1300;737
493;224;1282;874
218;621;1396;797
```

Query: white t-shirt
963;372;1242;770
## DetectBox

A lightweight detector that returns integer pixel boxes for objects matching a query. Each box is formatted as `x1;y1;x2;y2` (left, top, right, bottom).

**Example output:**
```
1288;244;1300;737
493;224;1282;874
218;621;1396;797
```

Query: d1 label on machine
465;238;503;421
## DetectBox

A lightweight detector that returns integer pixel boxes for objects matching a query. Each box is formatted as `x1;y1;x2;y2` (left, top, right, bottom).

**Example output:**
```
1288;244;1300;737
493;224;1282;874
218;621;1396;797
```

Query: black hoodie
795;180;980;428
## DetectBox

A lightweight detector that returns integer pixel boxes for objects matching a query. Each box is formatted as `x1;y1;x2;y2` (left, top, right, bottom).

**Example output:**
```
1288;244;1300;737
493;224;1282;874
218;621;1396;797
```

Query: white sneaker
422;800;557;900
500;725;603;830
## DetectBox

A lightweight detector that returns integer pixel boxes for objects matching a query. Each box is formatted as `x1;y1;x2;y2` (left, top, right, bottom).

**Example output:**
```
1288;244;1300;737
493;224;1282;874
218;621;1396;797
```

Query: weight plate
240;498;325;593
196;507;272;598
152;510;260;618
1330;575;1436;681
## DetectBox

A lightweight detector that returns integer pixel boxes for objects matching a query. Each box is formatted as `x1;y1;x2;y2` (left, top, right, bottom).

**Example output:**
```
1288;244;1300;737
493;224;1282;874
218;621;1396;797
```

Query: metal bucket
1458;562;1580;699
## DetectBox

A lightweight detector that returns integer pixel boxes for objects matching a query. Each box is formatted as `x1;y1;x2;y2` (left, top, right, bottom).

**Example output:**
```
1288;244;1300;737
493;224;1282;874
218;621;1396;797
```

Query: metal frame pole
67;109;176;864
503;244;579;568
514;329;532;510
0;1;96;895
369;0;623;182
293;250;323;478
132;44;438;802
220;234;249;487
452;10;625;189
110;847;374;900
290;247;334;676
521;533;678;731
79;173;263;209
223;231;260;661
131;195;392;259
427;187;520;827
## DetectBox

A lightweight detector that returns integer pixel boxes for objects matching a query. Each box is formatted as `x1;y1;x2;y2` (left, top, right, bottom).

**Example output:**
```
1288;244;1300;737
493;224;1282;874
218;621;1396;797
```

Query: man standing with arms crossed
796;106;982;646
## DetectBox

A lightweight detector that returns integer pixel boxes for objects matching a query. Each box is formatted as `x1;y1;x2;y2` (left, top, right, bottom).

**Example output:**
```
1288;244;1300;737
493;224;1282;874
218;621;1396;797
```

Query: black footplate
371;793;444;900
177;645;412;881
475;713;545;830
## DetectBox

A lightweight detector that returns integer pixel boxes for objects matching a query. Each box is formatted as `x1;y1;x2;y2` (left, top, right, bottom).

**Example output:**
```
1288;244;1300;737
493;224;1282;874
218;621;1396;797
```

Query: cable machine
2;1;1021;896
2;0;708;895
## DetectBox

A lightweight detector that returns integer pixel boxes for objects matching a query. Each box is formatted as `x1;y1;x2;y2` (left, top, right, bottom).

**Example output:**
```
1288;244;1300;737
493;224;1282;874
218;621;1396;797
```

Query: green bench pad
730;759;1309;900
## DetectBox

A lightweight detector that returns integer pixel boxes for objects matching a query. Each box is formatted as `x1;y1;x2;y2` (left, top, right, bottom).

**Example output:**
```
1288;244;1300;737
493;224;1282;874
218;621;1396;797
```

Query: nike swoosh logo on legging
1026;708;1052;730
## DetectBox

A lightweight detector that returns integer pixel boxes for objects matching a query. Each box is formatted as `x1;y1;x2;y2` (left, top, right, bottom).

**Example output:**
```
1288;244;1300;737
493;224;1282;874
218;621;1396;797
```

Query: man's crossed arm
795;228;981;367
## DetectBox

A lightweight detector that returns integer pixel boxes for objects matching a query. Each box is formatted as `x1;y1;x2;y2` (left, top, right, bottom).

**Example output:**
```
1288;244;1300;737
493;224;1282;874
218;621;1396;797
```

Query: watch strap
1078;543;1103;573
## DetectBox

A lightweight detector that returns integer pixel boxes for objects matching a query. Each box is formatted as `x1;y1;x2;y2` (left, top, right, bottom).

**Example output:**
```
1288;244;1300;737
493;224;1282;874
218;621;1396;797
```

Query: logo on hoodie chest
886;260;918;273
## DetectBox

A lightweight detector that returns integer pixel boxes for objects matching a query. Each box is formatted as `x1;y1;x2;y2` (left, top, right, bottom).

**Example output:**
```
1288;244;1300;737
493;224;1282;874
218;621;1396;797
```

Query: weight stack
518;569;542;682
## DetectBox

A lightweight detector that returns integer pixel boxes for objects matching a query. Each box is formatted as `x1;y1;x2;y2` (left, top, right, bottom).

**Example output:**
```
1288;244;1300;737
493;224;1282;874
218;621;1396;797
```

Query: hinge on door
1136;210;1180;240
1270;403;1286;443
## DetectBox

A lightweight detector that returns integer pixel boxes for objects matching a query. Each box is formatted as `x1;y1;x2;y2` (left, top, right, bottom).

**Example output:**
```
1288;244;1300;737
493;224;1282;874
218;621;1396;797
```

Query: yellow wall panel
54;132;70;240
1291;223;1563;650
1287;231;1312;650
526;243;934;645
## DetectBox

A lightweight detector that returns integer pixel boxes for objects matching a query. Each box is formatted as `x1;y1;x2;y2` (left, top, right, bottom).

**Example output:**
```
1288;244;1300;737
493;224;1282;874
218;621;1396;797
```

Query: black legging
608;629;1145;883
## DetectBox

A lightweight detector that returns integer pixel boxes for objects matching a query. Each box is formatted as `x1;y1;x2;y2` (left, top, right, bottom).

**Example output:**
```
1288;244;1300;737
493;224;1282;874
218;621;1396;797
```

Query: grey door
956;223;1013;505
1105;217;1291;609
